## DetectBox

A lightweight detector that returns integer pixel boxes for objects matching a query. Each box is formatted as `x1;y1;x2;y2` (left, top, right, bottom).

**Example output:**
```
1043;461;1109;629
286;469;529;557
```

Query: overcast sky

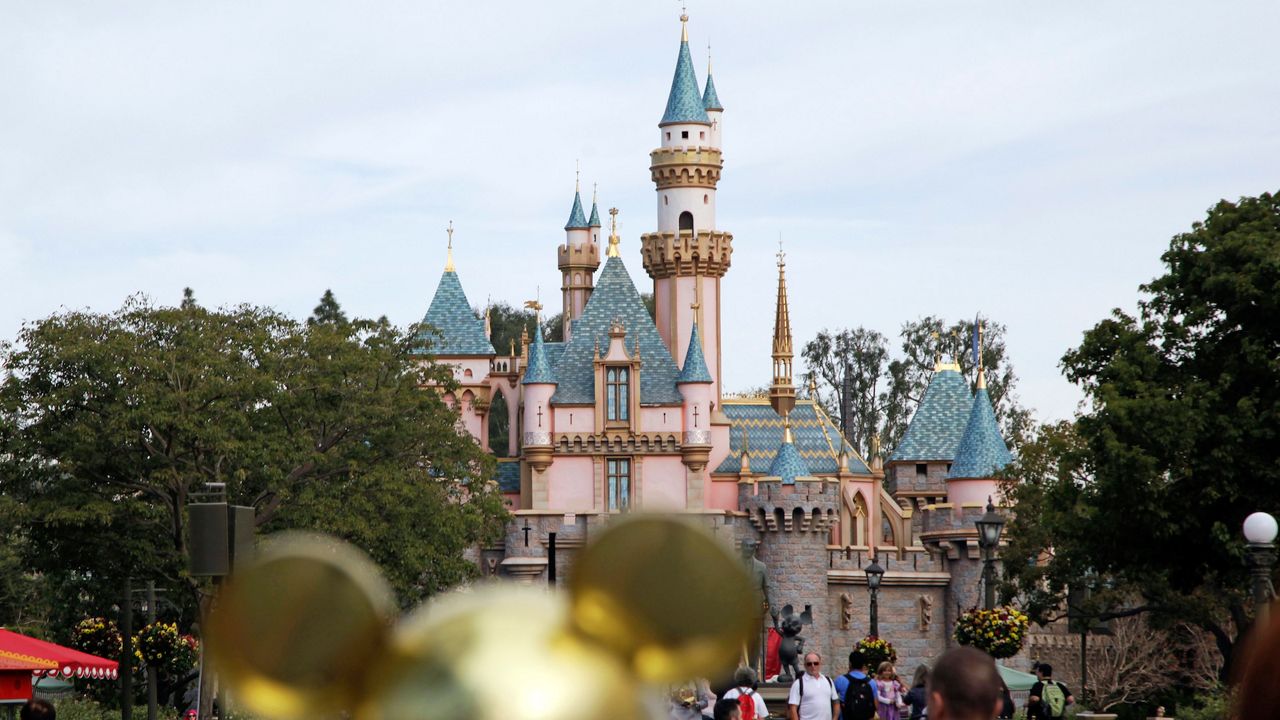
3;1;1278;423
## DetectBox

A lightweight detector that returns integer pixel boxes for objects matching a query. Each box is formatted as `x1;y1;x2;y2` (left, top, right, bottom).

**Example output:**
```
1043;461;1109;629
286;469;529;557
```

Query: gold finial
607;207;621;258
976;318;987;389
680;0;689;42
769;235;796;420
445;220;455;271
776;236;786;270
524;287;543;321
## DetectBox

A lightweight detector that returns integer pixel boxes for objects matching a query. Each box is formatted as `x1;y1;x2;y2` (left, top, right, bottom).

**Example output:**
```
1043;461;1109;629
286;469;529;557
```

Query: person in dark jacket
904;664;929;719
997;678;1015;719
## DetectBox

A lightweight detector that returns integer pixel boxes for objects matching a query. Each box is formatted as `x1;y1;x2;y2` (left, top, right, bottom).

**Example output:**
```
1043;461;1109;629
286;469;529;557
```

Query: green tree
0;291;508;620
802;317;1032;460
1000;191;1280;675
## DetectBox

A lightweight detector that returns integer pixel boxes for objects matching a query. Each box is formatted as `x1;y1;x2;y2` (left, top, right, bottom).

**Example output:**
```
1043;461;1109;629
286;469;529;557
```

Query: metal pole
984;548;996;610
1079;629;1088;704
121;578;134;720
147;581;158;720
1249;543;1276;626
869;588;879;637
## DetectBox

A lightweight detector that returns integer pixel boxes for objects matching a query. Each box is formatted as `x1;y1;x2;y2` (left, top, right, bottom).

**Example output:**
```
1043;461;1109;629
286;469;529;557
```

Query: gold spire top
680;1;689;42
523;286;543;321
975;318;987;389
606;207;621;258
769;236;797;420
445;220;455;272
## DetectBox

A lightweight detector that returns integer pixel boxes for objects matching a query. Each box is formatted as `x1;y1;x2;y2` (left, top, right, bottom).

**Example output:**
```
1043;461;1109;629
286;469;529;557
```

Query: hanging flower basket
953;606;1029;659
134;622;199;677
856;635;897;667
72;617;123;660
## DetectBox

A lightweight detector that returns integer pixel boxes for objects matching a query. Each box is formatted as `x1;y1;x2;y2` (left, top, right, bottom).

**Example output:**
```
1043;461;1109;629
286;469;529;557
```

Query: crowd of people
671;650;1077;720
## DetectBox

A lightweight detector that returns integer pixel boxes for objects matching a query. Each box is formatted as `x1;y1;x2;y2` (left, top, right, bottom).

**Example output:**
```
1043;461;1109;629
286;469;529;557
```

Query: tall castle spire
559;168;600;341
769;240;796;430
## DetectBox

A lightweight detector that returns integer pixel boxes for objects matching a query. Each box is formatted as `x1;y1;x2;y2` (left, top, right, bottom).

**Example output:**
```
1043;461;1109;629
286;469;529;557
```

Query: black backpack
842;674;876;720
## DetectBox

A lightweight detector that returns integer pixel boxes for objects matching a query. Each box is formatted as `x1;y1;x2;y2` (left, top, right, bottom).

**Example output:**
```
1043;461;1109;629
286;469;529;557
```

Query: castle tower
945;350;1013;506
521;310;557;509
558;177;600;341
641;12;733;407
677;315;714;507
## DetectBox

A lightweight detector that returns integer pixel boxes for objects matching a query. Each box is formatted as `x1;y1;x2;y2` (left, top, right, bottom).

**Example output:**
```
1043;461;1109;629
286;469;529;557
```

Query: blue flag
971;314;981;367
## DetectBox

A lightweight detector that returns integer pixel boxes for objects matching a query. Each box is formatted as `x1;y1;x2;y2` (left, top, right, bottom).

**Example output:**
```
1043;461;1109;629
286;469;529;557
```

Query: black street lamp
1243;512;1277;625
975;497;1006;610
865;557;885;637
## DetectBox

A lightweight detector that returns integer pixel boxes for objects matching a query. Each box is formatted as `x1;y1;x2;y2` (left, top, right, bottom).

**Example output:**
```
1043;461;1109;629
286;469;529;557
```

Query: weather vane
776;236;786;269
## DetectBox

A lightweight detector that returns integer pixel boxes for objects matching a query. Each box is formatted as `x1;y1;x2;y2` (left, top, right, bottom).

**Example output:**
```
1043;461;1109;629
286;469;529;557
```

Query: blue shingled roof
703;73;723;111
676;321;713;383
495;460;521;493
947;384;1013;479
589;201;601;228
417;270;496;356
889;367;972;462
768;438;810;485
565;191;589;230
549;256;682;405
522;329;556;385
715;399;873;476
545;341;566;370
661;39;712;126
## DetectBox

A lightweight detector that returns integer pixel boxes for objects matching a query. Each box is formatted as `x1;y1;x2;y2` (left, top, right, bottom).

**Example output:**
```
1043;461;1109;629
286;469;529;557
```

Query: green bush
53;699;112;720
1176;688;1232;720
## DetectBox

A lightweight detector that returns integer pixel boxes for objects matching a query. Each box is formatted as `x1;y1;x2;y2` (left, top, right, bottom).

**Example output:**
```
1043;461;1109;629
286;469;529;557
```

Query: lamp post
1243;511;1278;625
865;557;885;637
975;497;1006;610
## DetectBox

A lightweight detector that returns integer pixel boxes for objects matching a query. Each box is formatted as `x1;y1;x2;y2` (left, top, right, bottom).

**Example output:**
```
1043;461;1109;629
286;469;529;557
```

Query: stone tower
641;12;733;407
558;177;600;341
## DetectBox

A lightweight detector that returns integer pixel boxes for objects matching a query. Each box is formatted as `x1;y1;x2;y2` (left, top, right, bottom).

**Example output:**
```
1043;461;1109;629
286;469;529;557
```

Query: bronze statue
771;603;812;682
739;539;770;613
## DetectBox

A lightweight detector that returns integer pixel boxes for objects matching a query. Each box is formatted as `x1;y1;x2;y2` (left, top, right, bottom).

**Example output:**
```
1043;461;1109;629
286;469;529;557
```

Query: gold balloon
566;515;760;683
208;532;396;720
359;586;650;720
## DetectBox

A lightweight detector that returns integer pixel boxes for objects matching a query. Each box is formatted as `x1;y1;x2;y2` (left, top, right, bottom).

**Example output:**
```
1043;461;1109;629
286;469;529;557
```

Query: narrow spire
661;7;712;126
681;5;689;42
588;182;602;228
606;207;621;258
702;41;723;111
768;237;796;422
565;182;589;230
444;220;455;272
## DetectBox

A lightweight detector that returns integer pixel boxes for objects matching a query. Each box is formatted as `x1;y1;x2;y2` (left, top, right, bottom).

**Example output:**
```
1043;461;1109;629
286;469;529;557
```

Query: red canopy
0;629;119;680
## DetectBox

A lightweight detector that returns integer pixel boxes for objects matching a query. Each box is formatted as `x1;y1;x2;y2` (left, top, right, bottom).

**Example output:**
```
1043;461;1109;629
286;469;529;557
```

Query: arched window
703;194;709;204
488;390;509;457
679;211;694;231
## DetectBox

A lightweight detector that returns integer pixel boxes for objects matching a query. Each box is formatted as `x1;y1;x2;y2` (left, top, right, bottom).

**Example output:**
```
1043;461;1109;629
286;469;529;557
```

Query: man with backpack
833;651;877;720
1027;663;1074;719
721;667;769;720
787;652;841;720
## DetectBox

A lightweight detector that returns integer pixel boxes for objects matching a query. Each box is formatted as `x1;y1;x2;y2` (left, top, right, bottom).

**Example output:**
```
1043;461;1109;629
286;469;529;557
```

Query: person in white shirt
787;652;840;720
721;667;770;720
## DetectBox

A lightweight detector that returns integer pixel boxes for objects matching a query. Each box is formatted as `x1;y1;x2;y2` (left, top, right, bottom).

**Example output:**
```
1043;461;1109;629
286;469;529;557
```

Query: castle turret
677;316;714;477
558;177;600;341
521;317;557;480
703;50;723;148
945;369;1012;506
642;11;732;407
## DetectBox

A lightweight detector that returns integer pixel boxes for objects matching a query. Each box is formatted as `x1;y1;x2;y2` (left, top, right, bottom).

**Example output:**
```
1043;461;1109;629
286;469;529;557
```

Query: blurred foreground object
209;515;757;720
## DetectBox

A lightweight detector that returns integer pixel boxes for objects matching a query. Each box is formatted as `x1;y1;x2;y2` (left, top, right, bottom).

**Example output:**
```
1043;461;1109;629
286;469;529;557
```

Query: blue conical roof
768;435;810;485
703;73;723;111
522;327;557;385
677;321;713;383
889;366;973;462
947;381;1013;479
588;201;601;228
417;270;496;356
565;191;589;230
661;38;712;126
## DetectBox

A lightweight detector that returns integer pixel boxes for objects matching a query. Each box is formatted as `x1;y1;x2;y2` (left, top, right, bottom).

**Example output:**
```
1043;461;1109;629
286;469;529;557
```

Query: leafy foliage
1000;191;1280;672
802;317;1033;460
0;291;508;625
953;606;1028;659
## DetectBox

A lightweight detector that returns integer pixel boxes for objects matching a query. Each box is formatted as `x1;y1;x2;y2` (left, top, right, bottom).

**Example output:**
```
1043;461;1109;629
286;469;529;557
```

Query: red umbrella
0;628;119;681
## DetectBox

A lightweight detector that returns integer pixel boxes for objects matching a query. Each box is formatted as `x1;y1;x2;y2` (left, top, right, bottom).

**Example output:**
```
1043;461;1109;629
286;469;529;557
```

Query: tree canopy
1000;191;1280;671
802;317;1033;460
0;291;508;627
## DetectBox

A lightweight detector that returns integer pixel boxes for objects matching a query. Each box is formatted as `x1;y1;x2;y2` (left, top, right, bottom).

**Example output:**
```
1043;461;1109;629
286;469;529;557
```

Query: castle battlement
556;242;600;268
738;479;838;534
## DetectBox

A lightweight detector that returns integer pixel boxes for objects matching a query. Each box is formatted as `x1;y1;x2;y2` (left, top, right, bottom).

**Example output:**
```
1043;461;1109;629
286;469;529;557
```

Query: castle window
703;194;709;204
664;195;669;206
699;131;705;140
679;211;694;231
915;463;927;482
606;458;631;512
666;131;671;141
606;367;629;421
681;130;689;139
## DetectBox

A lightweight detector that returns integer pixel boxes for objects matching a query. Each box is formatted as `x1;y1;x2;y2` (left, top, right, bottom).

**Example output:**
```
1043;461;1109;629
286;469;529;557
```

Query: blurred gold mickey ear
567;515;760;683
208;532;396;720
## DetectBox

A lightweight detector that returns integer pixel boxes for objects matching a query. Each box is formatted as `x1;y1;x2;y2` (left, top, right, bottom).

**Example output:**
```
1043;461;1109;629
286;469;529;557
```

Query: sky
2;1;1278;424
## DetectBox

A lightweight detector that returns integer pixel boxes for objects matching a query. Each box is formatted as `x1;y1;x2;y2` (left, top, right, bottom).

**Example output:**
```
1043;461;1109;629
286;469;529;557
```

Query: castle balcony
640;229;733;279
649;146;723;189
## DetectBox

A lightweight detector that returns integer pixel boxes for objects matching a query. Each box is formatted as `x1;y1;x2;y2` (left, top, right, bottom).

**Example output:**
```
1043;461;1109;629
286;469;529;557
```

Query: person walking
904;665;929;720
926;647;1002;720
721;667;769;720
997;678;1015;719
834;650;877;720
873;662;905;720
1027;664;1073;719
787;652;840;720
